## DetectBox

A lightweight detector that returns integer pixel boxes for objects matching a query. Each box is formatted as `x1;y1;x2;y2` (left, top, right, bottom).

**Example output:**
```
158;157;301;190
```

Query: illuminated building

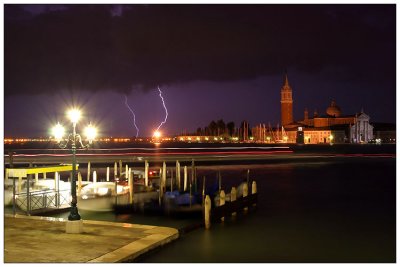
280;73;374;144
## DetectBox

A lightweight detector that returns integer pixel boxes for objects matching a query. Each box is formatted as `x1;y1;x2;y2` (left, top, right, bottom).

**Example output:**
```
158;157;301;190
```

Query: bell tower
280;72;293;127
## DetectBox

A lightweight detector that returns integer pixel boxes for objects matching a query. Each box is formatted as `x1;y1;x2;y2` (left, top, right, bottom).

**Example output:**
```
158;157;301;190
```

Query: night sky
4;4;396;138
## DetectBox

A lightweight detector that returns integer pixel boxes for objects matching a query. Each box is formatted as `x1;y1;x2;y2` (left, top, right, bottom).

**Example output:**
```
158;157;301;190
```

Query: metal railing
13;189;71;215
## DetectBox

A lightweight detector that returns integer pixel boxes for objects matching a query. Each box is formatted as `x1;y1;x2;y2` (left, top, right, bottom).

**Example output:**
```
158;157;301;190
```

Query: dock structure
204;181;258;229
5;165;79;216
4;214;179;263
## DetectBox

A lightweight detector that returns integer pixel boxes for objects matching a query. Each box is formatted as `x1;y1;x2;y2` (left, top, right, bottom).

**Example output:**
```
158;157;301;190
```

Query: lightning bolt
124;94;140;138
154;86;168;134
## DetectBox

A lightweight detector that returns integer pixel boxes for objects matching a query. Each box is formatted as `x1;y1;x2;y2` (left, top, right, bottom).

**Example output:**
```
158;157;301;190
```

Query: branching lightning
124;94;140;138
154;86;169;134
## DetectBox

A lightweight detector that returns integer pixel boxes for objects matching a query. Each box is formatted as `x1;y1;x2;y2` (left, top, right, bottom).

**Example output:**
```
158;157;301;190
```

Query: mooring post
252;181;257;207
220;190;226;222
191;159;195;188
176;160;181;191
231;187;237;216
87;162;91;182
114;162;117;179
119;160;123;178
129;168;133;205
243;182;249;212
106;167;110;182
204;195;211;229
162;162;167;197
183;166;188;191
144;160;149;187
170;168;173;192
115;178;118;206
194;166;198;193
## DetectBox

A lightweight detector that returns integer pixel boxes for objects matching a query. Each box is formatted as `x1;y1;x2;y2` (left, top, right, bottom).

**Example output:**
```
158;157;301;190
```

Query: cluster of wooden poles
76;159;199;203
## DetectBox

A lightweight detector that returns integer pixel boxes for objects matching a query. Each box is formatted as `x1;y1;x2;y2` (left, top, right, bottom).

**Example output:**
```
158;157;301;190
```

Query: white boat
7;179;71;211
78;182;158;212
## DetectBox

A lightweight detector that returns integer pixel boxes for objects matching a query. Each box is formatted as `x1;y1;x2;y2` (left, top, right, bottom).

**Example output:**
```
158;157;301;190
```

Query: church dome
326;100;341;117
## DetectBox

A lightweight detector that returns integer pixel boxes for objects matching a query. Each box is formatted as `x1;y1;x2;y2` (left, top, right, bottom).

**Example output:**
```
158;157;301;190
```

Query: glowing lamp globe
85;124;97;142
67;109;81;124
52;123;65;141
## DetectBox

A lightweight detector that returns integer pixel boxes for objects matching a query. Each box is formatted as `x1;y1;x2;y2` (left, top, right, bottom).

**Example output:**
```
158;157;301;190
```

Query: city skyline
4;4;396;137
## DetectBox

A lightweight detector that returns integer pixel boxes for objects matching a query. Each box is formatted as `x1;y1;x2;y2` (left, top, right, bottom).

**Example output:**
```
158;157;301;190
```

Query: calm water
43;156;395;263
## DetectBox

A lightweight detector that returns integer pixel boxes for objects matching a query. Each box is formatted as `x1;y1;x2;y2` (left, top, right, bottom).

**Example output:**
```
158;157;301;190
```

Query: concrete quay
4;214;179;263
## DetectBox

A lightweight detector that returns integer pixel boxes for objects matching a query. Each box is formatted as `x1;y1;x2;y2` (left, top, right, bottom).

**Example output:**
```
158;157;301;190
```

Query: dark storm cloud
5;4;395;96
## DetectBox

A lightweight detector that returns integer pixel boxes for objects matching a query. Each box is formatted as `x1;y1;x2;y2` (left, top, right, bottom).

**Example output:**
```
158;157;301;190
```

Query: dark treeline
189;119;252;138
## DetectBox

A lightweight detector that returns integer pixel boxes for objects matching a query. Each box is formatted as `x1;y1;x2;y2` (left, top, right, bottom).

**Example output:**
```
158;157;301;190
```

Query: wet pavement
4;214;179;263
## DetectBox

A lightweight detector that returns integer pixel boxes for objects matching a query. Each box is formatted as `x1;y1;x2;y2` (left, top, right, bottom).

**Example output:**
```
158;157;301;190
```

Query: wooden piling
183;166;188;191
243;182;248;212
204;195;211;229
252;181;257;207
87;162;91;182
129;168;133;204
231;187;237;216
176;160;181;191
119;160;122;178
220;190;226;221
252;181;257;194
144;160;149;187
170;168;173;192
162;162;167;197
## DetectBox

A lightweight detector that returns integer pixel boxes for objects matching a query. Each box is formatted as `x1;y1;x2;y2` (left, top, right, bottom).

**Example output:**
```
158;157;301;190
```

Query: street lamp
51;108;97;223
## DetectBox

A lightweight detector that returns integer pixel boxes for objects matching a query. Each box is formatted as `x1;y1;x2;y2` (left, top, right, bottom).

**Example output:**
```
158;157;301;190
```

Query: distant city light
153;131;161;138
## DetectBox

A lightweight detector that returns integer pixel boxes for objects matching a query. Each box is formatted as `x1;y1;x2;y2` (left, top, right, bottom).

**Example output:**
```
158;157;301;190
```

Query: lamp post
52;108;97;224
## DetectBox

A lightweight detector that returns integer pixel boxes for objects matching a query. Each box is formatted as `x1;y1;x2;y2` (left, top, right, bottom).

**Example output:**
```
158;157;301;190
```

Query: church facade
279;73;374;144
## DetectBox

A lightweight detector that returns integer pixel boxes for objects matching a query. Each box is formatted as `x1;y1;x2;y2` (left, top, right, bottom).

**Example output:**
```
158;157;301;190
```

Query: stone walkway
4;214;179;263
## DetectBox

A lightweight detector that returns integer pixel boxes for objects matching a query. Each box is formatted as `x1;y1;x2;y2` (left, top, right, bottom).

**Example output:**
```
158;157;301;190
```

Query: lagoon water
47;155;395;263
